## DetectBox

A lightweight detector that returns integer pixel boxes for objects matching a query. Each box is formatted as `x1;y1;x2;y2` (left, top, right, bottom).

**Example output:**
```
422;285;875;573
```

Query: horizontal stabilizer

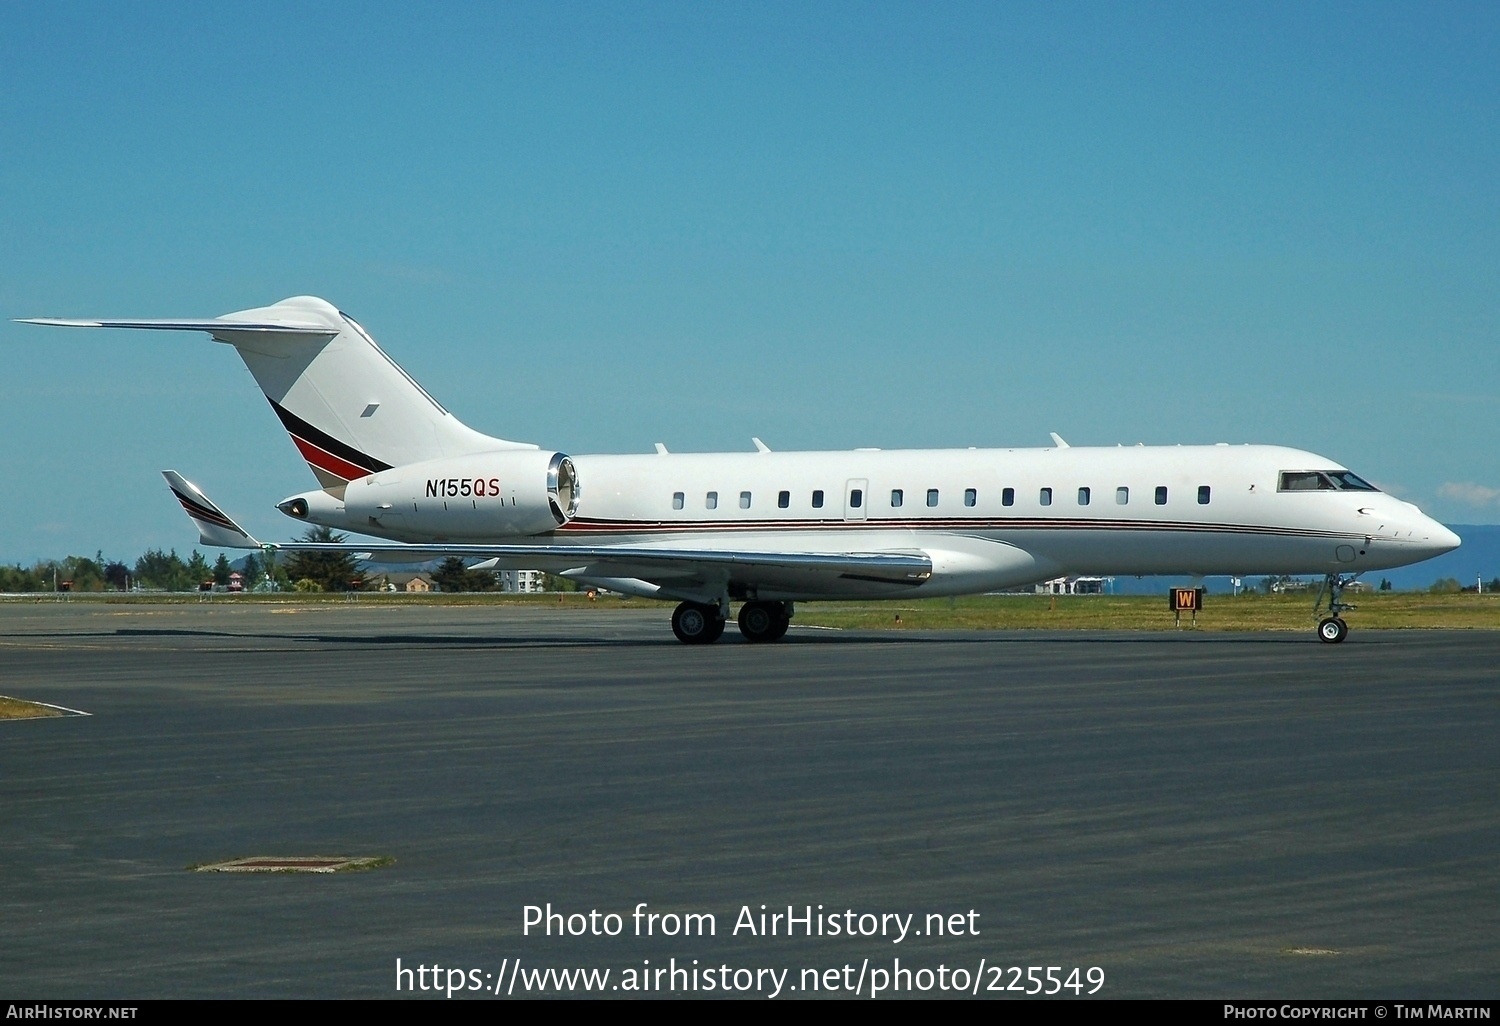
17;317;334;337
161;471;260;549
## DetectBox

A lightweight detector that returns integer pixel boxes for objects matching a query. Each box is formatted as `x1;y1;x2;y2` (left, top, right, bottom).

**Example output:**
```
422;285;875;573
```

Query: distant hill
1375;524;1500;591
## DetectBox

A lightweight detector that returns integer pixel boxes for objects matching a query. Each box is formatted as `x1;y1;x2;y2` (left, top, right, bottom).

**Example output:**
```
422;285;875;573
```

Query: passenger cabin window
1154;486;1167;505
740;491;752;509
777;490;790;509
1078;487;1091;506
927;489;939;507
964;488;977;507
672;492;684;510
812;490;824;508
1198;485;1211;505
1040;487;1052;506
706;491;718;510
1279;471;1380;492
1002;487;1015;507
1116;487;1128;505
891;489;903;508
850;489;863;508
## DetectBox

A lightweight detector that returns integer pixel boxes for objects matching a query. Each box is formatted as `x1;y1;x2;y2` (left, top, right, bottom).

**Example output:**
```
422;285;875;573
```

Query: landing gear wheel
738;601;790;643
766;609;790;642
703;615;726;643
672;602;723;644
1317;616;1348;644
1313;573;1360;644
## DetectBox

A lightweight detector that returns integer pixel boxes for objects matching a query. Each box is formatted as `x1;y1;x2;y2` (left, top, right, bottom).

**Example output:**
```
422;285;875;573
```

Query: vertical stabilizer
19;296;536;493
210;297;535;491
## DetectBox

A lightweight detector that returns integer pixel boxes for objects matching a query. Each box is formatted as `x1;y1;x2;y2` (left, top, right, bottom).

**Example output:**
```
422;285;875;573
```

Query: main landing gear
1313;572;1360;644
737;600;791;643
669;601;793;644
671;602;725;644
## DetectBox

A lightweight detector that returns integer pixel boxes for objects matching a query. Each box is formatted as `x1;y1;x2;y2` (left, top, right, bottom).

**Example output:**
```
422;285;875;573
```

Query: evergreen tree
134;549;193;591
186;550;212;589
431;556;497;592
103;561;130;591
281;527;364;591
212;553;233;586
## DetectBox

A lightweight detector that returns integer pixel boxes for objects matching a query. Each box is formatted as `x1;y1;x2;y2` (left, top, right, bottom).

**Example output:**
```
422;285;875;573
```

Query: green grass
792;591;1500;632
3;588;1498;631
0;696;63;719
0;590;663;608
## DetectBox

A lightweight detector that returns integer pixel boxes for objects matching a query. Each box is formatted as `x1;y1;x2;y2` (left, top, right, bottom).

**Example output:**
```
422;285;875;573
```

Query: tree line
0;528;575;594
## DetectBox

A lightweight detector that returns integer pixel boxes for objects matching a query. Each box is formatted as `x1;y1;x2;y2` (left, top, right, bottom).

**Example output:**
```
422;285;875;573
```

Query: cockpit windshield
1278;471;1380;492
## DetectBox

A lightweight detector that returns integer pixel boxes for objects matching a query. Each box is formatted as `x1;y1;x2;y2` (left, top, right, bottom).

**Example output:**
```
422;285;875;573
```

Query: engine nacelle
340;450;579;540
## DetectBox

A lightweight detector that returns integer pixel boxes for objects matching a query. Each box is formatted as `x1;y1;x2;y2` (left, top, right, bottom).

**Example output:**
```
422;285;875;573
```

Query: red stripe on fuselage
290;435;367;483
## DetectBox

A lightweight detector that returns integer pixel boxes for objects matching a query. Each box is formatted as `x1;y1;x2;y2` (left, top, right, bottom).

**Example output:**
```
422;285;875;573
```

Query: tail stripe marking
289;436;378;484
266;397;392;479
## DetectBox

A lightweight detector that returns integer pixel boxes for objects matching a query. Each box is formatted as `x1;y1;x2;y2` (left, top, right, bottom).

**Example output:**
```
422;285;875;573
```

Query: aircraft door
845;479;868;521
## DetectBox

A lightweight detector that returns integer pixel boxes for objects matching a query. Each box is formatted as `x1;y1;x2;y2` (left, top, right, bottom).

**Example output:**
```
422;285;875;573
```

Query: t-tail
20;296;534;494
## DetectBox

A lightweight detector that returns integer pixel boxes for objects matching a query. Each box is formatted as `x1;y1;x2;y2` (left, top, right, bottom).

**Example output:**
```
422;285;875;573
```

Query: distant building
499;569;545;593
382;573;432;593
1034;576;1114;595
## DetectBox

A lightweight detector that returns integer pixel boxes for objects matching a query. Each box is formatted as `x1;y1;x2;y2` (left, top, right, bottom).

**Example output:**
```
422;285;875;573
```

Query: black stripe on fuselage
556;517;1358;540
266;398;392;475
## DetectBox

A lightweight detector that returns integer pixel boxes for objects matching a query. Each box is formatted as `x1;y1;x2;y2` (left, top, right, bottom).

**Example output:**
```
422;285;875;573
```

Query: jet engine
339;450;580;540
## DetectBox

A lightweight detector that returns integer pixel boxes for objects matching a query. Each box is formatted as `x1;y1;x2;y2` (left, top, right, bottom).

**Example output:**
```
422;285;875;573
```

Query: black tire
1317;616;1348;644
703;614;726;643
739;601;789;642
672;602;721;644
766;612;790;642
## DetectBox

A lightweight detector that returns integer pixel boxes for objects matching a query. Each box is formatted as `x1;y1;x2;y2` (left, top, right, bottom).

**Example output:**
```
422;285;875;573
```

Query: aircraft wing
270;540;933;589
160;471;932;593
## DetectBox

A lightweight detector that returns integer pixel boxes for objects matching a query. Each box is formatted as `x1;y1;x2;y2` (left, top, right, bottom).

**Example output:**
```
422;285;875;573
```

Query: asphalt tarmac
1;601;1495;999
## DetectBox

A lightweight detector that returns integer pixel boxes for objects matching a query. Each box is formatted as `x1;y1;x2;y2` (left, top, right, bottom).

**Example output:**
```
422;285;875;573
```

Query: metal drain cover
195;856;392;873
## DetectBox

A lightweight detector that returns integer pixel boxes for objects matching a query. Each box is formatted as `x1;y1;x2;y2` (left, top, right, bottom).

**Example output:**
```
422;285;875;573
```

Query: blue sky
1;2;1497;561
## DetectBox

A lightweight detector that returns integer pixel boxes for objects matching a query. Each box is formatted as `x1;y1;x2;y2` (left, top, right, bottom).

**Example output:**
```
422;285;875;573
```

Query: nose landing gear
1314;573;1360;644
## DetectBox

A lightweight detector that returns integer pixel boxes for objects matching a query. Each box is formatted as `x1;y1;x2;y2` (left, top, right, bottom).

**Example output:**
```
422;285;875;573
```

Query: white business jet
20;296;1459;644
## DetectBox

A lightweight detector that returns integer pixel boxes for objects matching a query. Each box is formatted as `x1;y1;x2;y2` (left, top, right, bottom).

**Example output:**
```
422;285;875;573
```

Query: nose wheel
1313;573;1360;643
1317;616;1348;644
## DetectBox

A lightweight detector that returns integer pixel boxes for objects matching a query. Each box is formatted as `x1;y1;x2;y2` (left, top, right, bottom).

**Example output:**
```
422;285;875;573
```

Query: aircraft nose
1428;521;1462;555
1403;515;1461;559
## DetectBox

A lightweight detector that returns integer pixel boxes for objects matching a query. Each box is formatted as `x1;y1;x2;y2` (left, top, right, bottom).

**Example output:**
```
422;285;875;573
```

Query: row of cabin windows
887;488;979;508
1034;485;1211;506
670;485;1213;510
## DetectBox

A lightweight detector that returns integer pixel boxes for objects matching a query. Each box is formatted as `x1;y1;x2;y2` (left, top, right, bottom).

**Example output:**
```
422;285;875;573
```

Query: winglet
1049;432;1070;448
161;471;260;548
752;437;771;453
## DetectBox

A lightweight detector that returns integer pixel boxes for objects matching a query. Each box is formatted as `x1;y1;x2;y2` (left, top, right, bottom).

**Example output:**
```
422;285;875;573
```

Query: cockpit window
1327;471;1378;491
1279;471;1380;492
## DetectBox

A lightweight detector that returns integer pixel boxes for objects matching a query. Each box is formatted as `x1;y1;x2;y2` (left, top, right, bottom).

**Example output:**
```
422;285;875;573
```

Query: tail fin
22;296;534;493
